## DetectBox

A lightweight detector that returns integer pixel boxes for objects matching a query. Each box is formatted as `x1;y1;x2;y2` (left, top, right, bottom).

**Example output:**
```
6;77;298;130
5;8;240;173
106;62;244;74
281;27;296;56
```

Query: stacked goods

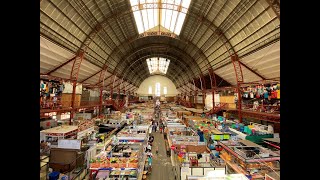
90;157;139;169
78;120;94;132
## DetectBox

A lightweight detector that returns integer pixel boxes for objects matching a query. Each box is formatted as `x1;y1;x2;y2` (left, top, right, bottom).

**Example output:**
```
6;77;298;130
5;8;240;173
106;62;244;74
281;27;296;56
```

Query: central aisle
149;132;175;180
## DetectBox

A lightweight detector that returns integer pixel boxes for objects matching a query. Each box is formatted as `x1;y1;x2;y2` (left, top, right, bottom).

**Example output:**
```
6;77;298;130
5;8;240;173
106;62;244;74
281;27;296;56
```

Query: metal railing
40;99;127;111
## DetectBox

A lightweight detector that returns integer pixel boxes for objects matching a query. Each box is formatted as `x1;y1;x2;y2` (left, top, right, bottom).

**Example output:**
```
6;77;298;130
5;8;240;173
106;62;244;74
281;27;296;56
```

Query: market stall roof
263;138;280;144
41;125;78;134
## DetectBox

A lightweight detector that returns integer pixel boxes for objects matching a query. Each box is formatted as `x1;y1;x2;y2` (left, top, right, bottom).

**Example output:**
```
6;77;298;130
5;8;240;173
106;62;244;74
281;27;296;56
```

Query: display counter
90;139;146;180
219;141;280;179
116;125;149;142
41;126;79;146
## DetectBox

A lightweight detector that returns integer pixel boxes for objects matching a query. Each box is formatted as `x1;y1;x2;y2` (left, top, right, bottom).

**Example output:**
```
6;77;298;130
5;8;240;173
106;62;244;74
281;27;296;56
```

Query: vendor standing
197;129;204;142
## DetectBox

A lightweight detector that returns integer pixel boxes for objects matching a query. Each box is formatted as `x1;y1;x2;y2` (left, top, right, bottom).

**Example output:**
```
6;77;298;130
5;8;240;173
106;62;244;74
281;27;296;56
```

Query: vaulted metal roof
40;0;280;91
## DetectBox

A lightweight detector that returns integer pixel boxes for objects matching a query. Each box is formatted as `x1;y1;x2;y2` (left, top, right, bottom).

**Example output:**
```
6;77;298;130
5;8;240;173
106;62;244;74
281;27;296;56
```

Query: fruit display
89;157;139;169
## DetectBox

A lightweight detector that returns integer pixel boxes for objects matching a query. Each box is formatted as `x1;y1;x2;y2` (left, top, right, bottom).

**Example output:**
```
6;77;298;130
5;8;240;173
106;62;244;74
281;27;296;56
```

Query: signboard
58;139;81;150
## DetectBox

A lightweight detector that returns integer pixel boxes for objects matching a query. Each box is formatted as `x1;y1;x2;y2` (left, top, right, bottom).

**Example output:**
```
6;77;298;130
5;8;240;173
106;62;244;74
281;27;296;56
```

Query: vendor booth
218;140;280;179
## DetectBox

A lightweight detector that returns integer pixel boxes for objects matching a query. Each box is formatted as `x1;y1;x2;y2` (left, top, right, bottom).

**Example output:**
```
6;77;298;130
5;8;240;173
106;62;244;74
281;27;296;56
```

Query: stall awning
41;125;78;137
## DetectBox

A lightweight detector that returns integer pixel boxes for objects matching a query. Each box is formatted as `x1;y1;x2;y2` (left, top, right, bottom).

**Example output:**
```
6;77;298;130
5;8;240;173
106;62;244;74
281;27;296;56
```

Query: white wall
136;75;179;96
205;93;220;109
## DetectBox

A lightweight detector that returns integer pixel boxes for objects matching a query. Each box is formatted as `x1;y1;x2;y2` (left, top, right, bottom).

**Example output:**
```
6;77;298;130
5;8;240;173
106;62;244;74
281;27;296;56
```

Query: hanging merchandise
276;89;280;99
40;80;45;89
271;91;277;99
62;82;73;94
249;91;254;98
273;84;278;90
45;84;49;93
76;83;83;94
59;84;64;93
263;90;269;99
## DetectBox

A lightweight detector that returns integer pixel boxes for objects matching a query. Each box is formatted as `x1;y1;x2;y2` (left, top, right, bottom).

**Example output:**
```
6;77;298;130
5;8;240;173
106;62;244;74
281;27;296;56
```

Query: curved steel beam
123;53;195;86
95;44;201;86
113;42;202;81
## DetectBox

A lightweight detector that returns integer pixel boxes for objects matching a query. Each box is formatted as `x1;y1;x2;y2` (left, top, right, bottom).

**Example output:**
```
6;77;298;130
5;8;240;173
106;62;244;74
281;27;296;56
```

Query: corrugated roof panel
83;72;101;85
50;61;74;79
214;62;262;85
40;36;74;59
240;41;280;79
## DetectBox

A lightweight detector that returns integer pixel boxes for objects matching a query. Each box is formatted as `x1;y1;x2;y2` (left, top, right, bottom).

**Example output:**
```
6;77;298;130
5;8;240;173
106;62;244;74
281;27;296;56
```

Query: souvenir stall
166;125;210;166
218;140;280;179
89;136;146;179
227;122;274;144
116;125;150;143
101;119;126;129
164;115;184;126
75;119;95;140
125;112;135;124
40;79;64;110
40;126;79;146
95;132;114;157
240;83;280;113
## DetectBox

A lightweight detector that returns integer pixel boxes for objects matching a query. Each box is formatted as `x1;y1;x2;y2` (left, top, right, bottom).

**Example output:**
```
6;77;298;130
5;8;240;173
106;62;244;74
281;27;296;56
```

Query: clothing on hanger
276;90;280;99
264;91;269;99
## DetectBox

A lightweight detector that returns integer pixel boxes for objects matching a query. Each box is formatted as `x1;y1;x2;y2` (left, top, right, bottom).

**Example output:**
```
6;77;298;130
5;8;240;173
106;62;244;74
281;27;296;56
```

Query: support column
200;74;206;105
98;66;107;116
69;50;85;125
231;55;244;122
70;81;77;125
195;90;198;104
208;68;217;109
99;88;103;115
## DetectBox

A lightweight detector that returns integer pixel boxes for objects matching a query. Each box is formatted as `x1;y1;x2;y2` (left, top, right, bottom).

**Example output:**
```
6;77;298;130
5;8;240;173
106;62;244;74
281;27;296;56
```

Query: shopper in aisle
159;123;164;133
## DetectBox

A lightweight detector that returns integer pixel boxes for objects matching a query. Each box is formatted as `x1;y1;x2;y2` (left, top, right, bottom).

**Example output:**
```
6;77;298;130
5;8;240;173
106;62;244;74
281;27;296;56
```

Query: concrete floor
148;131;176;180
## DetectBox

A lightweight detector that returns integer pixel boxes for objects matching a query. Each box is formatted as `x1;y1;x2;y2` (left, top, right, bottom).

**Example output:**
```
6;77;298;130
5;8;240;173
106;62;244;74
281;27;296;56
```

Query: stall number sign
44;112;57;117
58;139;81;150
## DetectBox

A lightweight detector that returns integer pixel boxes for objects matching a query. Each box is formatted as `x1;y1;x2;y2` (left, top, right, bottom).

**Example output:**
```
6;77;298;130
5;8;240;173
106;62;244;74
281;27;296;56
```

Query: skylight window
130;0;191;35
146;57;170;74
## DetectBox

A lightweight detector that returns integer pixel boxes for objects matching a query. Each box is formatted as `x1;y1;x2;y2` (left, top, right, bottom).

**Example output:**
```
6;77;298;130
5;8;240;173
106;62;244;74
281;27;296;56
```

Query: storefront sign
58;139;81;150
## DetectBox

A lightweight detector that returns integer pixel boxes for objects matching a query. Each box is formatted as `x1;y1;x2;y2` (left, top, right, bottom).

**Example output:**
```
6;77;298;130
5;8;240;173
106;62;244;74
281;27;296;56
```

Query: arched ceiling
40;0;280;91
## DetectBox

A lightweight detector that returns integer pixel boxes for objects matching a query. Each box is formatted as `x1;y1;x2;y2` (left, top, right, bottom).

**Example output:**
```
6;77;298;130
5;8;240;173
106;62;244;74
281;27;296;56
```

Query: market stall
218;140;280;179
89;138;146;179
40;125;79;146
116;125;150;142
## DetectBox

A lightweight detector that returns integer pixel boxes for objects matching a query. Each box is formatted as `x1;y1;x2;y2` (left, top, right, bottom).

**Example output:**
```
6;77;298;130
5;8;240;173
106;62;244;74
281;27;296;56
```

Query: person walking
159;123;164;134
